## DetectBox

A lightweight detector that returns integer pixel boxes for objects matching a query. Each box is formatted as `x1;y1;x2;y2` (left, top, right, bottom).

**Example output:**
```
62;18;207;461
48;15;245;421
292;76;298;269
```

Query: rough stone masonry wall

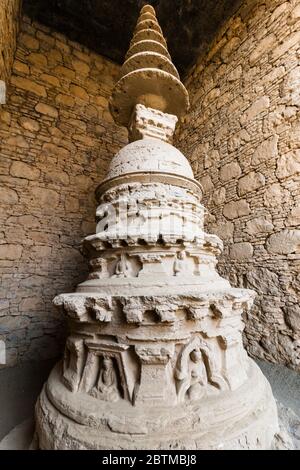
176;0;300;370
0;15;127;367
0;0;22;102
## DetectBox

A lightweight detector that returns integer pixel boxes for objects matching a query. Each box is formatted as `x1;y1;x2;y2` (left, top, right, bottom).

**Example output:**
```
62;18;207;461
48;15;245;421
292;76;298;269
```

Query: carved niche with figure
175;336;228;402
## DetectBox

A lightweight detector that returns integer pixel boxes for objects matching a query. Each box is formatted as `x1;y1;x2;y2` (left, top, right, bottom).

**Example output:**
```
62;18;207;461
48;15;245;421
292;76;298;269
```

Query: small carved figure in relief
173;250;186;276
175;340;208;402
89;258;109;279
113;253;130;278
90;356;120;402
186;349;207;400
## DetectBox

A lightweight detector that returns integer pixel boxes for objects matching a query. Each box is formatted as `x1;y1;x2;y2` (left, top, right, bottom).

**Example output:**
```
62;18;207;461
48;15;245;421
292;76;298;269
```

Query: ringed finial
109;4;189;128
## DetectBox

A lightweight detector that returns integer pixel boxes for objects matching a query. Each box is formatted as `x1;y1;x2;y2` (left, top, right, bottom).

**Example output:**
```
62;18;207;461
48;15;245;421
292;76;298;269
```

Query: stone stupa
34;4;279;449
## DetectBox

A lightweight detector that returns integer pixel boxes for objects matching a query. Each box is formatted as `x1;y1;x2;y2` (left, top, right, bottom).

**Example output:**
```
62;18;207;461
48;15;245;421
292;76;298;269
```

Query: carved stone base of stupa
35;359;277;450
34;277;278;450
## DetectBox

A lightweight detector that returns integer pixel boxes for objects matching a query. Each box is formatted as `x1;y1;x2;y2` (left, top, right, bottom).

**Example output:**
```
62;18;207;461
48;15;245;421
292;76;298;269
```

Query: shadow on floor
255;359;300;418
0;358;58;441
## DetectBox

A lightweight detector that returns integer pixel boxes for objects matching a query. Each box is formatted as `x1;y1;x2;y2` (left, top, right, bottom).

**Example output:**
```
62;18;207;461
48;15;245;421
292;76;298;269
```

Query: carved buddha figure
173;250;186;276
114;254;130;278
187;349;207;400
91;357;120;402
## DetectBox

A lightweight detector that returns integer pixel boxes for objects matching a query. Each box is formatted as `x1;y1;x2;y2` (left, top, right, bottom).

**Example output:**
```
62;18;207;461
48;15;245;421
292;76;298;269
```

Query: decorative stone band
54;288;254;323
128;104;178;143
95;172;203;200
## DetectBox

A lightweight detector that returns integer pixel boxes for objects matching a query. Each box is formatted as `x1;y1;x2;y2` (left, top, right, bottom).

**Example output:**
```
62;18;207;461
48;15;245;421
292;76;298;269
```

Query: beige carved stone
109;4;189;127
34;4;278;450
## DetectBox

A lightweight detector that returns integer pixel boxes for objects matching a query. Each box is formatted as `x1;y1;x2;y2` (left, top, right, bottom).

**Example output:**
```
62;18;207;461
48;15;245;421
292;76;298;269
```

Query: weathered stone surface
249;33;276;65
230;242;253;260
40;73;60;87
45;169;69;186
10;76;47;97
223;200;250;219
251;135;278;166
0;187;18;204
200;174;213;192
72;59;90;75
287;206;300;227
35;102;58;117
19;296;42;311
266;230;300;255
244;268;280;296
70;85;89;101
27;52;47;67
209;221;234;241
19;116;40;132
276;151;300;179
284;305;300;333
219;161;241;182
281;67;300;106
55;93;74;107
245;216;273;235
95;95;108;108
240;96;270;125
7;135;28;148
19;32;39;50
13;60;29;74
220;36;240;62
227;129;250;153
0;244;22;260
10;161;40;180
238;171;265;196
228;65;242;82
272;31;300;60
289;4;300;23
204;149;219;169
263;183;284;208
41;143;69;159
53;65;75;79
29;187;60;207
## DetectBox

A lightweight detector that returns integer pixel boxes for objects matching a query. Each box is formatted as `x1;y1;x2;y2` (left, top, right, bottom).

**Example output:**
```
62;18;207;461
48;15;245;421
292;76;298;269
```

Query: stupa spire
109;4;189;127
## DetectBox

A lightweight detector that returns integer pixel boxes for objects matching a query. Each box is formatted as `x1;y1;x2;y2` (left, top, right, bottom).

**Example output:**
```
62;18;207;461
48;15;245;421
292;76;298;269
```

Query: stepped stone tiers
34;4;279;449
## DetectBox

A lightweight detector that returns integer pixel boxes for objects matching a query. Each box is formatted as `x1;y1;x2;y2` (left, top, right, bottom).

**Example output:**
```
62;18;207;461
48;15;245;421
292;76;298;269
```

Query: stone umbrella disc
134;19;162;35
130;29;167;48
125;40;171;61
109;68;189;127
138;12;157;22
121;52;179;79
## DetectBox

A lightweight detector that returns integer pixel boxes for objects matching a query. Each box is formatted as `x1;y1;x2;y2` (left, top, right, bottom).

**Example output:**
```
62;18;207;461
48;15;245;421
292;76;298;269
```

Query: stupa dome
104;138;194;180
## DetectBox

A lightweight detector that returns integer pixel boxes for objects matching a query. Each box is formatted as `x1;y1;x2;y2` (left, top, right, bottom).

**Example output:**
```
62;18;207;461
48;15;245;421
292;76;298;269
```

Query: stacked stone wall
0;16;127;367
176;0;300;370
0;0;21;102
